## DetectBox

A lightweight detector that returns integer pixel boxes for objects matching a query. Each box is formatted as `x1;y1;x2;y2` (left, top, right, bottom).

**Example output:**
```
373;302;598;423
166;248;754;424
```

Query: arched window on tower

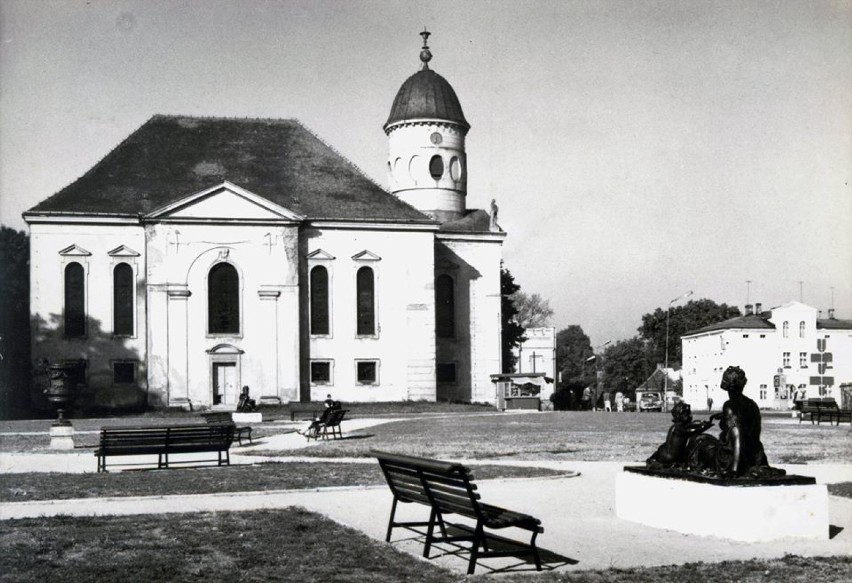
799;321;805;338
64;262;85;338
113;262;134;336
208;263;240;334
436;274;455;338
356;266;375;336
310;266;330;335
429;155;444;180
782;321;789;338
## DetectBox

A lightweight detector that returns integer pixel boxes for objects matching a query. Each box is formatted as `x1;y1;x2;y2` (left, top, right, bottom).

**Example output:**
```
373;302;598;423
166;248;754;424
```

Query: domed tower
384;30;469;223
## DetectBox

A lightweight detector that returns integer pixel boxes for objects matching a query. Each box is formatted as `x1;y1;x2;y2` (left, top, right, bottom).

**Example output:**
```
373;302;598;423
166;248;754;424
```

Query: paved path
2;416;852;575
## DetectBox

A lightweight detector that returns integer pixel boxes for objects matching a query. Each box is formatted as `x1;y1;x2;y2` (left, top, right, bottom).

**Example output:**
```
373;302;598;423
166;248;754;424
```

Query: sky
1;0;850;347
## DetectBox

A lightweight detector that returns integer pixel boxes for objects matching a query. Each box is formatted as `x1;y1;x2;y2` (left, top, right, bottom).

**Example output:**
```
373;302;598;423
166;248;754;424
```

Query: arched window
799;321;805;338
782;321;789;338
356;266;375;336
208;263;239;334
113;263;134;336
435;274;455;338
310;266;329;335
429;155;444;180
64;262;85;338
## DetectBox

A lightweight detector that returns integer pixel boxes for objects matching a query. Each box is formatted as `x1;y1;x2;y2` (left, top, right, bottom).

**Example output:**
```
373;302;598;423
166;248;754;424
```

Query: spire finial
419;27;432;69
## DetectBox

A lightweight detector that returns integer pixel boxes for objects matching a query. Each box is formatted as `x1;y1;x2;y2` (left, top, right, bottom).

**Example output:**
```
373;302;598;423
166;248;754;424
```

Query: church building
24;32;505;410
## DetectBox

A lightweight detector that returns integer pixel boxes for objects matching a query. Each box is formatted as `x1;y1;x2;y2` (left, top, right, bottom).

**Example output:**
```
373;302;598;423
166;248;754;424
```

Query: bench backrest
325;409;348;426
374;450;481;520
99;424;235;450
803;399;839;411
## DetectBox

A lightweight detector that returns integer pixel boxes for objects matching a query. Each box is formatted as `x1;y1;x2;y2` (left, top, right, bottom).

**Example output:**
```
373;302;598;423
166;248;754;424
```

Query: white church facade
25;33;505;410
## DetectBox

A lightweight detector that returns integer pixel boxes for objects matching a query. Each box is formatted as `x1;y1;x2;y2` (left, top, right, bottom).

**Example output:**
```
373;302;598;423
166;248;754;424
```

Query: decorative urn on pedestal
44;363;77;449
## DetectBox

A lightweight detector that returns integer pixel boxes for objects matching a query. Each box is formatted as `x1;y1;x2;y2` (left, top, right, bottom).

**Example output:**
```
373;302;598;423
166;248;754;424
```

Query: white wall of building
682;302;852;410
513;327;557;403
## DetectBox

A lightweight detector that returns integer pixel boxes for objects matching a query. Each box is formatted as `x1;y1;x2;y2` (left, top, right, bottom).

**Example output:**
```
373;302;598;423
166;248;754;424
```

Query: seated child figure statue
646;401;714;468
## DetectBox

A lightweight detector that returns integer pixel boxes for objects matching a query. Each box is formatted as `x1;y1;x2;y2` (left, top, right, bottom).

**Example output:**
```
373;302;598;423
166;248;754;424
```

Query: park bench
288;401;322;421
94;424;235;472
373;450;543;575
800;398;852;426
307;408;349;440
201;411;253;445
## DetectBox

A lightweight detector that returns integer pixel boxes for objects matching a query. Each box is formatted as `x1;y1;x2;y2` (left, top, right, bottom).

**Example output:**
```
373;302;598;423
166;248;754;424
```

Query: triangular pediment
307;249;336;261
146;181;304;222
58;244;92;256
107;245;140;257
351;250;381;262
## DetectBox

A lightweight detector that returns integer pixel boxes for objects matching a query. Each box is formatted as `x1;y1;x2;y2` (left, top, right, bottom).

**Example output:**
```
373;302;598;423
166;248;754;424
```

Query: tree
638;299;742;369
556;325;593;387
0;226;31;417
500;266;526;373
600;337;654;400
513;292;554;329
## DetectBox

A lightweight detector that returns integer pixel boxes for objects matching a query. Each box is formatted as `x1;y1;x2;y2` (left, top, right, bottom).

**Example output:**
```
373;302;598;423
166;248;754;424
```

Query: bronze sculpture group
646;366;785;479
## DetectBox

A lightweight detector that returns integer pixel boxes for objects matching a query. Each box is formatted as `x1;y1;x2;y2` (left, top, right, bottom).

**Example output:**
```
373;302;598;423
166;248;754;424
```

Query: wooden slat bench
94;424;235;472
373;450;543;575
202;412;253;445
800;398;852;426
307;408;348;440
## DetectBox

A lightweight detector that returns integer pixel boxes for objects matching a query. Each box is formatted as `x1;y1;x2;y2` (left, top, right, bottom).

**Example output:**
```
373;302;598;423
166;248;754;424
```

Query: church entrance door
213;362;238;405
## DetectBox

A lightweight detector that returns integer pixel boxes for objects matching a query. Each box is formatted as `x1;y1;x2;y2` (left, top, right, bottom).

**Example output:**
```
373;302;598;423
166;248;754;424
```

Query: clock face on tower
430;132;443;145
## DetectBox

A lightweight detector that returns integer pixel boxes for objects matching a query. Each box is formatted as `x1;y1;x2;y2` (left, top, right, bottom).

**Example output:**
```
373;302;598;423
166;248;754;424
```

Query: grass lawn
2;509;850;583
0;462;567;502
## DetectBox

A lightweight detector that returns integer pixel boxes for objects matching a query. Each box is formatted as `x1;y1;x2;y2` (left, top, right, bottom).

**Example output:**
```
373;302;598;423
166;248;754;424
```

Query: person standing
603;391;612;412
615;390;624;412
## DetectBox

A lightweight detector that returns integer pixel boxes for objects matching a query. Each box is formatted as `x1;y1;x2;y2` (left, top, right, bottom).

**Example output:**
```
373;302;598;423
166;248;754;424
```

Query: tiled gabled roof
817;318;852;330
26;115;432;223
683;314;775;336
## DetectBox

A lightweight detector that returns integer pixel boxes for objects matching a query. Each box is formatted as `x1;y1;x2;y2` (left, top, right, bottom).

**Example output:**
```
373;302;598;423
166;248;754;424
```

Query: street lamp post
664;291;693;413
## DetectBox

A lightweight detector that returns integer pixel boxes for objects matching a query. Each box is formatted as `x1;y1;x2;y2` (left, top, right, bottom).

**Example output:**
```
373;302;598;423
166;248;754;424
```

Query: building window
356;266;375;336
310;361;332;385
310;266;330;335
799;321;805;338
429;155;444;180
113;262;134;336
435;274;455;338
742;334;749;339
783;352;791;368
64;262;86;338
437;363;456;383
799;352;807;368
113;361;136;384
759;384;768;400
208;263;240;334
356;360;378;384
783;321;789;338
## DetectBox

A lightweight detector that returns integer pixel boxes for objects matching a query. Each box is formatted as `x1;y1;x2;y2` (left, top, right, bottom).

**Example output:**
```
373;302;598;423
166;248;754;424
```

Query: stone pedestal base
232;412;262;423
616;469;829;541
49;424;75;450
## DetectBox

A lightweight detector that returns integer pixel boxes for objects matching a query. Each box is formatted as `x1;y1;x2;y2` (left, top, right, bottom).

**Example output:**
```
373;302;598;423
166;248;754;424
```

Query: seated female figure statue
688;366;785;479
646;402;714;468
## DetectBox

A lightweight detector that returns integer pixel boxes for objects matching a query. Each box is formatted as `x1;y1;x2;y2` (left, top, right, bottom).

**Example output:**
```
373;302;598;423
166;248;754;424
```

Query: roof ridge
151;113;302;124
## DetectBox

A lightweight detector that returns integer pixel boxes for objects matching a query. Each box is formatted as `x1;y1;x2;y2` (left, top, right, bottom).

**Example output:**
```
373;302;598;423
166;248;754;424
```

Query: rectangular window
113;361;136;384
436;363;456;383
782;352;791;368
759;384;767;400
799;352;807;368
310;361;332;384
356;360;378;385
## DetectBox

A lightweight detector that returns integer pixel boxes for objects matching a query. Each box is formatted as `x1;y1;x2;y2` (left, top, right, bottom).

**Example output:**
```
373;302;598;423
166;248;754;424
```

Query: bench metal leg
467;522;485;575
424;507;439;558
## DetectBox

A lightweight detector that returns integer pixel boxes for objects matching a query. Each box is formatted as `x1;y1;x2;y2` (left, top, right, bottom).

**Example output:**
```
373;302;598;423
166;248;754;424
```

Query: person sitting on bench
237;385;257;412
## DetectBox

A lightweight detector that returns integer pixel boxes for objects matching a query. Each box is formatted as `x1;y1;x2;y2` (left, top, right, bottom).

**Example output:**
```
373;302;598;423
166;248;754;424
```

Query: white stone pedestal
49;424;75;450
616;469;829;541
232;412;262;423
